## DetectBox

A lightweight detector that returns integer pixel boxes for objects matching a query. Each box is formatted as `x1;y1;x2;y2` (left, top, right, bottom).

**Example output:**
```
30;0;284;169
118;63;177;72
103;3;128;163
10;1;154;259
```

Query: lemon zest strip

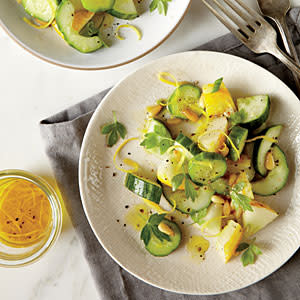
52;21;65;39
113;137;139;173
157;72;179;87
23;0;55;29
116;24;142;40
143;198;176;215
166;145;187;171
198;130;240;159
246;135;278;143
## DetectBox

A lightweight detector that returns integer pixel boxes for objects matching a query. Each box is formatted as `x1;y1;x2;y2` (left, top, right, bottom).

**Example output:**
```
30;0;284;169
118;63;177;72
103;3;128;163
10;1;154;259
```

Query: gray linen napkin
40;8;300;300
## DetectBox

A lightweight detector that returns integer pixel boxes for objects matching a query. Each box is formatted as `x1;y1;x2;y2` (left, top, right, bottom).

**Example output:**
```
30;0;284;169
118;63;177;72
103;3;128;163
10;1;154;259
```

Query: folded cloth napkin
40;8;300;300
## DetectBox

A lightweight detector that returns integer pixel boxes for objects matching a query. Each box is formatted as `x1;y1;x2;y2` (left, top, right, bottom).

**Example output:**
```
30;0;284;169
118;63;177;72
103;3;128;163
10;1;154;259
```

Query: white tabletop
1;0;300;299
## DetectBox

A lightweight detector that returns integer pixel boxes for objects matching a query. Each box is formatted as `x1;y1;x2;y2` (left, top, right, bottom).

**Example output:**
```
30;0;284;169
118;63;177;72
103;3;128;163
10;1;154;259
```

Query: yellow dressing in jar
0;178;52;248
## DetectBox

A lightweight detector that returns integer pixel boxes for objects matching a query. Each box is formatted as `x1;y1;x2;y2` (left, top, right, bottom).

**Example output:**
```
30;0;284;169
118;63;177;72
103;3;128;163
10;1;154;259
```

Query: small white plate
79;51;300;294
0;0;190;70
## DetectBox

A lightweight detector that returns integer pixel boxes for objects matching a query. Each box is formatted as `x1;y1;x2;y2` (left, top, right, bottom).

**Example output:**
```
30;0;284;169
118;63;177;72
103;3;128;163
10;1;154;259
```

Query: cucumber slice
227;126;248;162
56;1;103;53
22;0;59;22
81;0;115;12
253;125;283;176
252;145;289;196
188;152;227;185
145;219;181;257
210;178;230;195
175;133;201;156
108;0;138;20
162;184;213;214
125;173;162;204
141;119;172;156
167;84;201;119
237;95;270;130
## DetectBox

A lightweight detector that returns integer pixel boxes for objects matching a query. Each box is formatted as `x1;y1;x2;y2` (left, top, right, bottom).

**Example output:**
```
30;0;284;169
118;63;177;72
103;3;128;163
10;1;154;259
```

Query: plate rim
0;1;191;71
79;50;300;295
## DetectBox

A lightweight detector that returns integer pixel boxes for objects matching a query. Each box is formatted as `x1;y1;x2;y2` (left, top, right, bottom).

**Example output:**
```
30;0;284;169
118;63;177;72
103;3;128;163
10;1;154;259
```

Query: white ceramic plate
79;51;300;294
0;0;190;70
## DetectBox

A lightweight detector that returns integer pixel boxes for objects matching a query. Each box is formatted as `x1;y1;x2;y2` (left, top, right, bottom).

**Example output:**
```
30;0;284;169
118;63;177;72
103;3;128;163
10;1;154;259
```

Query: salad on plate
101;73;289;266
18;0;173;53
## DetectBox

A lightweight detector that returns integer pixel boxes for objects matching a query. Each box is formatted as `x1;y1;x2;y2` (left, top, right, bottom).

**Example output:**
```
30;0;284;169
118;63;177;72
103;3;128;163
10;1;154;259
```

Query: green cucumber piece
22;0;59;22
227;126;248;162
252;145;289;196
188;152;227;185
145;219;181;257
253;125;283;176
175;133;201;156
167;84;201;119
162;184;213;214
210;178;230;195
125;173;162;204
56;1;103;53
81;0;115;12
108;0;138;19
237;95;270;130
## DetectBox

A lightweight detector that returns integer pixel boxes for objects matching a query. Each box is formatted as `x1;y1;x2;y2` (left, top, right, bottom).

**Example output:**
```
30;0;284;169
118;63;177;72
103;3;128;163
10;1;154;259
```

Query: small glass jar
0;170;62;267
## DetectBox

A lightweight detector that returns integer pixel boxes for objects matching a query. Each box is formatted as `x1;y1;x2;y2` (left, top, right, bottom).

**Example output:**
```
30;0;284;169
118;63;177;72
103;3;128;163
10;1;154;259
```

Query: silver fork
202;0;300;77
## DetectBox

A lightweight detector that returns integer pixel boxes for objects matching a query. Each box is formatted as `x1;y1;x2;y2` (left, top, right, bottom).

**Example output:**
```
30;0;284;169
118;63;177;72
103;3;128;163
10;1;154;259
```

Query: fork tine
233;0;266;24
202;0;248;43
223;0;259;28
210;0;254;37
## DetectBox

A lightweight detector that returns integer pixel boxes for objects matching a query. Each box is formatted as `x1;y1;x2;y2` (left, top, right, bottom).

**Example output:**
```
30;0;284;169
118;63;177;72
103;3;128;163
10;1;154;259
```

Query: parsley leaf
140;128;174;154
140;214;171;246
230;190;253;212
185;174;197;202
101;112;127;147
230;182;253;212
190;208;207;225
149;0;172;15
236;242;250;252
237;239;262;267
171;173;185;191
229;109;248;127
211;77;223;93
140;225;151;246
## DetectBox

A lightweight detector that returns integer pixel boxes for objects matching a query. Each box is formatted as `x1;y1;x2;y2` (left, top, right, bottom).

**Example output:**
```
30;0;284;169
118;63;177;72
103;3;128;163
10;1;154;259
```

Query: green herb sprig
230;182;253;212
101;112;127;147
211;77;223;93
140;125;174;154
149;0;172;16
171;173;197;202
140;214;171;246
236;238;262;266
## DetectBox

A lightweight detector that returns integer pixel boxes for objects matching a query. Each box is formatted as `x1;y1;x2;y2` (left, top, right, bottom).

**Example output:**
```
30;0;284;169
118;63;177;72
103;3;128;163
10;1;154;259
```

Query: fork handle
275;16;300;95
270;45;300;78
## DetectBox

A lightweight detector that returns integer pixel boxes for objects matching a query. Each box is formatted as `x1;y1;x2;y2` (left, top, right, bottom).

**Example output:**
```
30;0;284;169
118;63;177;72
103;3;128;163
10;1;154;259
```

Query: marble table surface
1;0;299;299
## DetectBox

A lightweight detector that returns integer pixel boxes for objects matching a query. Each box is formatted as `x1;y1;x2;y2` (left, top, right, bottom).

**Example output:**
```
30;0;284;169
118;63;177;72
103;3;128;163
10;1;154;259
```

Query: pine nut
229;173;238;186
158;222;175;236
182;108;199;122
211;195;225;204
166;118;183;125
223;200;231;216
265;151;275;170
